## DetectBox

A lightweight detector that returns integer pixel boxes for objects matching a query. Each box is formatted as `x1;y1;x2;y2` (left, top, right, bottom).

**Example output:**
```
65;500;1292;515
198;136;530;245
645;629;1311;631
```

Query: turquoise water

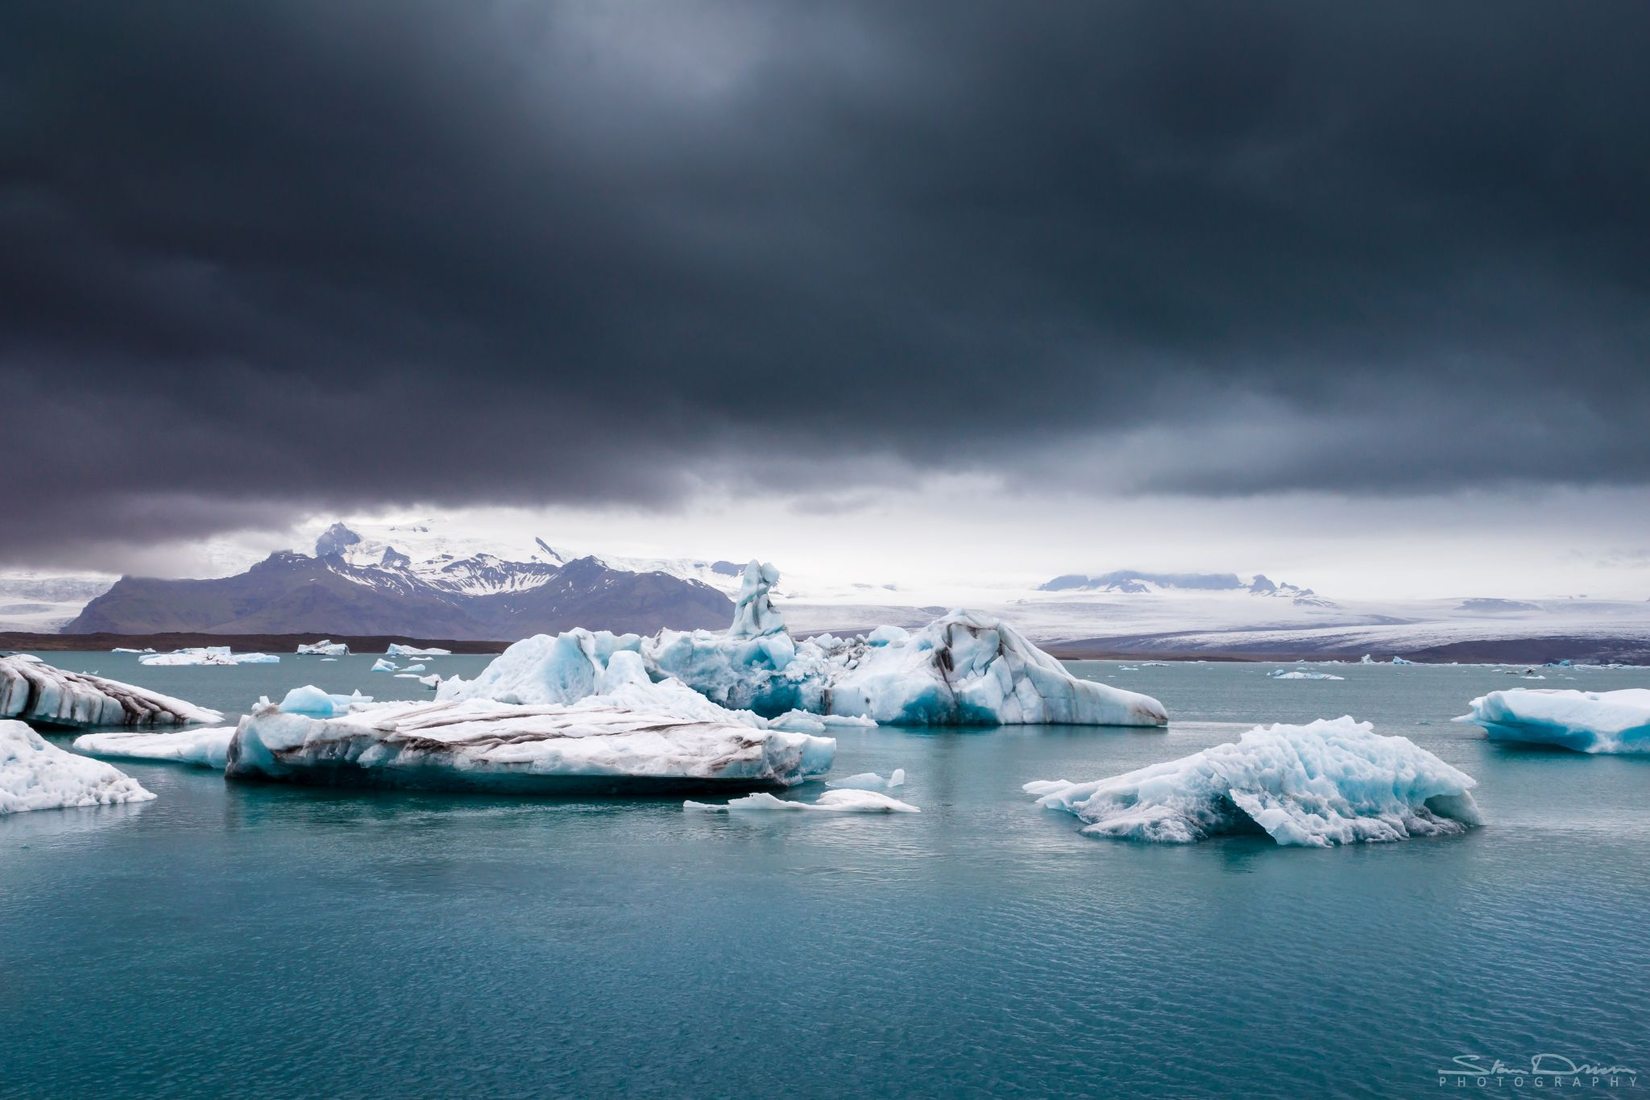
5;655;1649;1098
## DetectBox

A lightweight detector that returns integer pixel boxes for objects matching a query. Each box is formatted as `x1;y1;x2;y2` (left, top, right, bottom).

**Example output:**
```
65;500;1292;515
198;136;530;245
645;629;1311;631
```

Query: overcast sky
4;2;1648;597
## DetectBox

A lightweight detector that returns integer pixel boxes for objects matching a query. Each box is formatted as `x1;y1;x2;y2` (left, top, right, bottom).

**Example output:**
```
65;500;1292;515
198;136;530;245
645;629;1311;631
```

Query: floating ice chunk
138;647;279;666
386;644;451;658
0;654;222;729
826;767;907;791
825;612;1167;726
417;674;442;688
399;663;426;673
276;685;373;719
370;658;398;673
1360;654;1374;665
1456;688;1650;754
437;568;1166;728
1268;670;1345;681
1391;656;1414;666
112;647;155;654
73;727;236;770
684;789;918;813
766;710;877;734
297;640;350;656
225;694;833;792
728;561;786;639
1;720;156;813
1025;717;1482;847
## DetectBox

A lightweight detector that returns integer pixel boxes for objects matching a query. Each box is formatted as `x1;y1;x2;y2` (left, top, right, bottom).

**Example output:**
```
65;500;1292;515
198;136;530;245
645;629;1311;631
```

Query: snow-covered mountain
63;522;735;639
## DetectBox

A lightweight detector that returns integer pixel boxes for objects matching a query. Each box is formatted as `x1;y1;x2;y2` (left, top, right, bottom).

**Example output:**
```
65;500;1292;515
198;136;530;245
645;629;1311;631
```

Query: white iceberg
138;647;279;667
684;789;919;814
112;647;155;654
400;663;426;673
1268;669;1345;681
1;719;156;813
225;690;834;793
1;654;222;729
1456;688;1650;754
1391;656;1414;666
297;640;350;656
1025;717;1482;847
826;768;906;790
73;726;236;770
386;644;451;658
439;563;1165;728
370;658;398;673
276;685;374;718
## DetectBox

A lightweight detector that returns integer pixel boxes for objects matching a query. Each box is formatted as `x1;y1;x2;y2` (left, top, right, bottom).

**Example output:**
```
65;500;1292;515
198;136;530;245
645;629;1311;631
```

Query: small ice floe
2;720;156;814
73;726;236;770
1267;669;1345;681
400;663;427;673
386;644;451;658
684;789;919;814
417;673;442;688
1;654;222;729
766;711;877;734
297;640;350;656
826;769;906;791
111;647;155;655
1457;688;1650;754
139;647;279;666
275;685;374;718
1026;717;1481;847
370;658;398;673
1359;654;1374;665
1391;656;1415;666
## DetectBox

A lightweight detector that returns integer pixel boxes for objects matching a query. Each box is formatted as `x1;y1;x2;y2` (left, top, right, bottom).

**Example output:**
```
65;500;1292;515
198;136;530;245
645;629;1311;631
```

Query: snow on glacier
438;562;1166;727
1;654;222;729
683;789;919;814
1457;688;1650;754
1;719;156;814
1025;717;1482;847
73;727;236;770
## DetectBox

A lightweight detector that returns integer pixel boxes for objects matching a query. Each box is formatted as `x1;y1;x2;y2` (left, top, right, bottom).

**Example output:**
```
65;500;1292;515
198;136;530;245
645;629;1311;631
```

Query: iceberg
224;689;834;793
826;768;906;790
1391;656;1414;666
1;654;223;729
73;726;236;770
1025;717;1482;847
386;644;451;658
2;719;156;813
439;564;1166;727
112;647;155;654
370;658;398;673
138;647;279;666
1456;688;1650;754
1268;670;1345;681
684;789;919;813
296;640;350;656
277;685;373;718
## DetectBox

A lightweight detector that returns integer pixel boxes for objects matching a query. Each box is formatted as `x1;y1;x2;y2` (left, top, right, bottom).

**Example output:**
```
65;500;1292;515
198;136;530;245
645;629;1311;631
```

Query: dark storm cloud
3;0;1648;561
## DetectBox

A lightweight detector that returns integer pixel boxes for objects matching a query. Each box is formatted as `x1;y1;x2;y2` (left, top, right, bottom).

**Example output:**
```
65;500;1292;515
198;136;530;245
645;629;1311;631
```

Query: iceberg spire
728;560;786;639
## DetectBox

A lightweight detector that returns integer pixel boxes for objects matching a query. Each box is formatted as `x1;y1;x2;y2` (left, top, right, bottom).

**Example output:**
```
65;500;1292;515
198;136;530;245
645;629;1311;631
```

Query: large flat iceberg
296;640;350;656
1457;688;1650;754
1;719;156;814
223;658;834;793
684;789;919;814
1;654;223;729
439;562;1166;727
1025;717;1482;847
73;727;237;770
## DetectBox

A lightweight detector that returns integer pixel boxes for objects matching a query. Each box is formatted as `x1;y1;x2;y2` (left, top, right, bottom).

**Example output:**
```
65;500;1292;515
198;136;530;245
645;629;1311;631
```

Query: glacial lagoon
5;655;1649;1097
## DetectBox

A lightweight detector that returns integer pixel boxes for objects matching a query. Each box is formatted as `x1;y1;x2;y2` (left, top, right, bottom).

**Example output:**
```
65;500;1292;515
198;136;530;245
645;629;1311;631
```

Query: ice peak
729;561;786;639
315;522;363;558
